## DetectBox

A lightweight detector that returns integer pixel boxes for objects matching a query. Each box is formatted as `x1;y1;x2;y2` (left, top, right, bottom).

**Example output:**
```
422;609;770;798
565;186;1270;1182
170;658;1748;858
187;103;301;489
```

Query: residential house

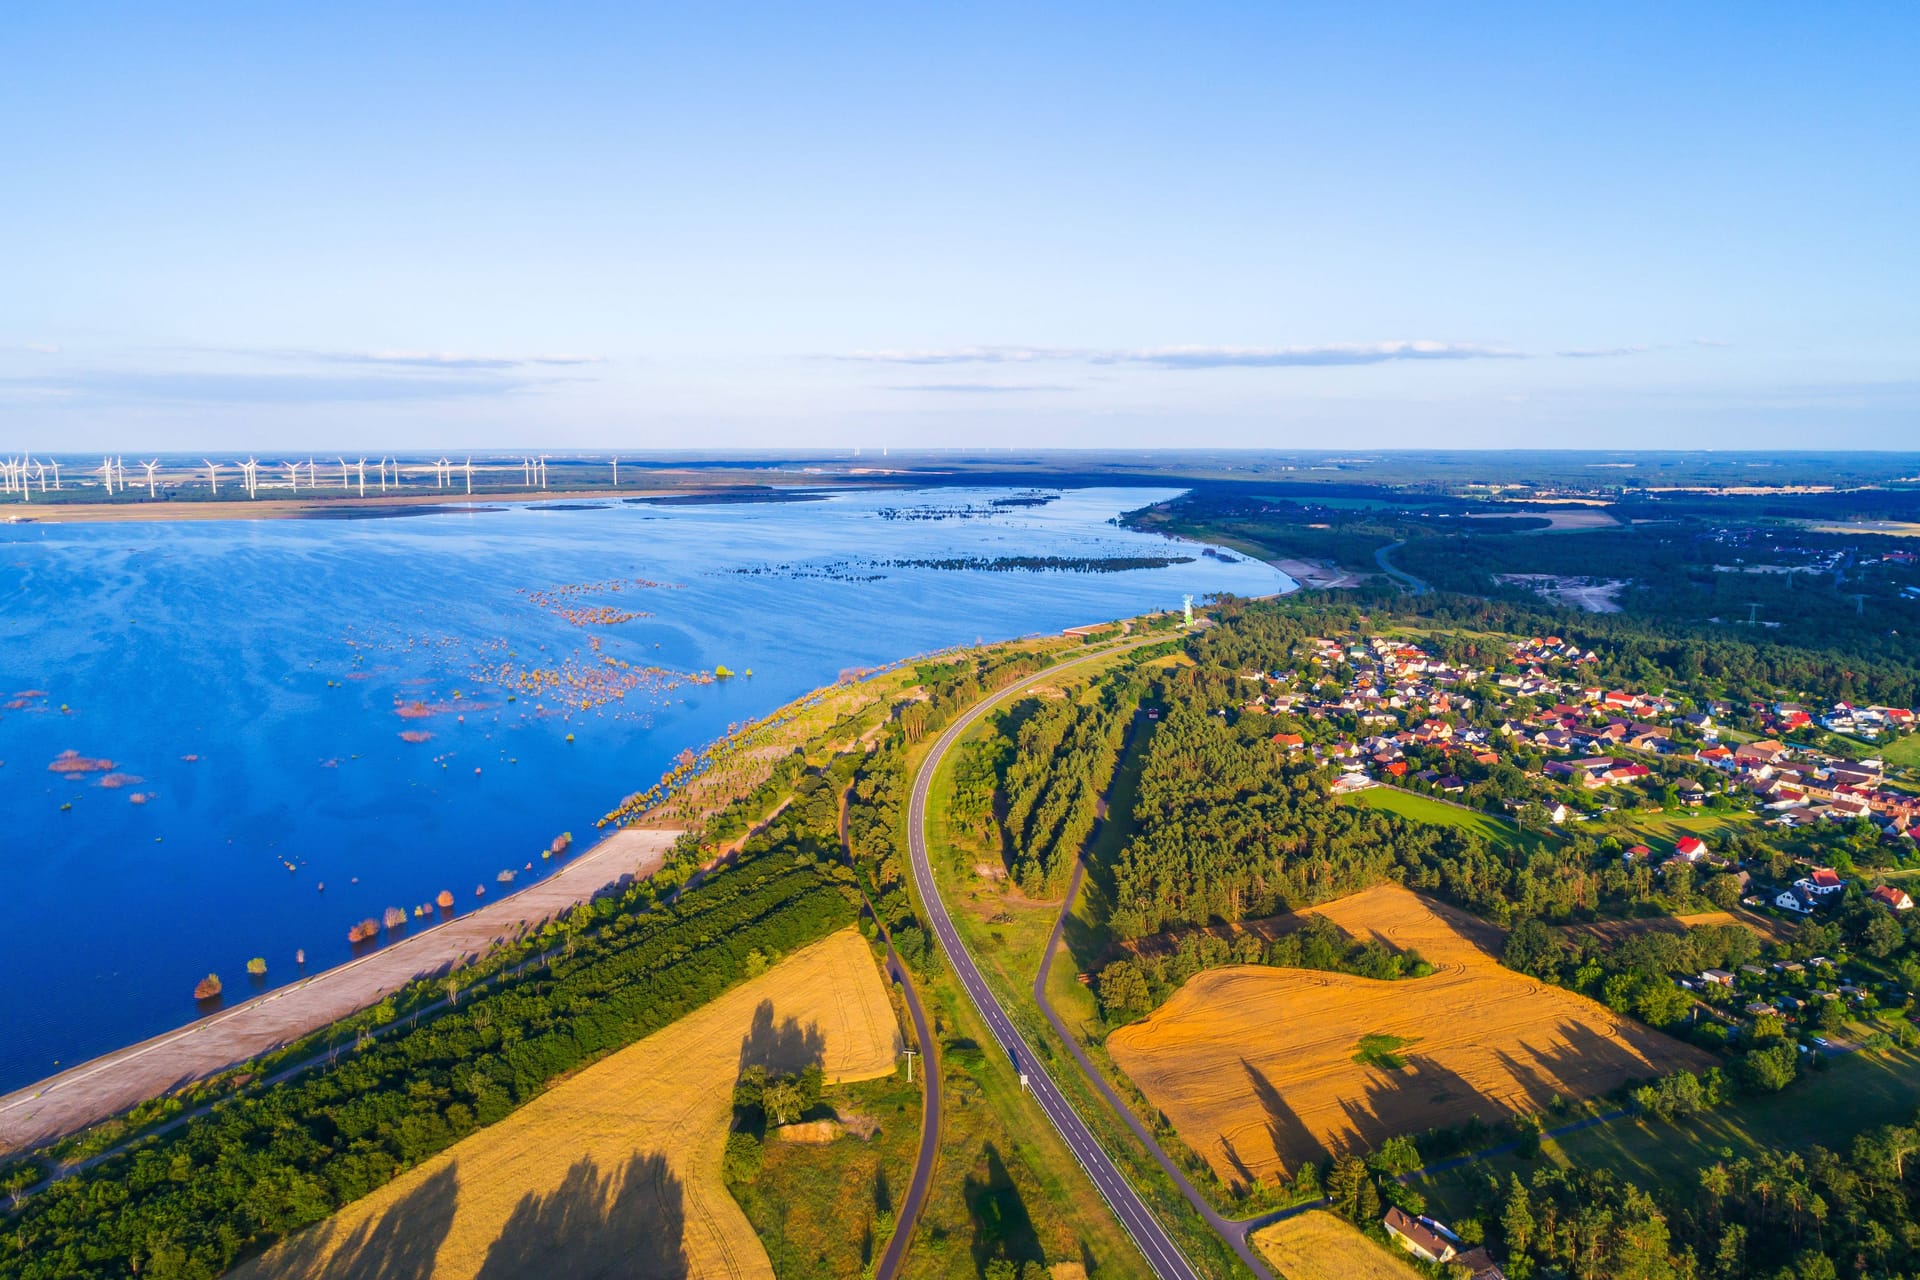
1775;886;1819;914
1384;1208;1459;1265
1871;885;1915;912
1794;868;1846;898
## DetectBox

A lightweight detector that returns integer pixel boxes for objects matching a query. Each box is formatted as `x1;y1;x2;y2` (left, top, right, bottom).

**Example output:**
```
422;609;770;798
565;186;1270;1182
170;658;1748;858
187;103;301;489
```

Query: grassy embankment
903;764;1156;1275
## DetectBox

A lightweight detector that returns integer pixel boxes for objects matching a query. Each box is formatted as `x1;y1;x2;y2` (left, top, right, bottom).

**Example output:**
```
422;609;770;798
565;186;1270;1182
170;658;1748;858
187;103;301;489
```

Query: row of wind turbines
0;455;621;502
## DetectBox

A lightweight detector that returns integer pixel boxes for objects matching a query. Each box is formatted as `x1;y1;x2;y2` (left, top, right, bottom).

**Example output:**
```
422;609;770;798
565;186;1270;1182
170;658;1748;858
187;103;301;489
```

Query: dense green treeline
993;686;1135;897
1095;913;1430;1020
1446;1120;1920;1279
1109;704;1516;937
891;646;1060;747
0;850;859;1279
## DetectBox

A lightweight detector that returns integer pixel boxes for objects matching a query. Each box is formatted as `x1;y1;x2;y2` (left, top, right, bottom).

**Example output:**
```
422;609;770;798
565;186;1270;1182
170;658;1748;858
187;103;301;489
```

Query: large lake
0;487;1288;1091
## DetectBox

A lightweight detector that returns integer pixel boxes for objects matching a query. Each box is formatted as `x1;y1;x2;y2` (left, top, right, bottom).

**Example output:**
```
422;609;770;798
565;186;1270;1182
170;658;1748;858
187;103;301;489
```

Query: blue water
0;487;1288;1091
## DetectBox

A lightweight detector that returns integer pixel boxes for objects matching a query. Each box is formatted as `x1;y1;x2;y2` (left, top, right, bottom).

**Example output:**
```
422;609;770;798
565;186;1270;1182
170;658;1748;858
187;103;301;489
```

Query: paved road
1035;864;1278;1279
843;790;942;1280
1374;540;1429;594
875;942;939;1280
907;644;1203;1280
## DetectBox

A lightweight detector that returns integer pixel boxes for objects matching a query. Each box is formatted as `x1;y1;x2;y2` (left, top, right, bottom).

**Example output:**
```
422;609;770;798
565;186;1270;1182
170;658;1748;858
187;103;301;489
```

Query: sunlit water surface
0;487;1288;1090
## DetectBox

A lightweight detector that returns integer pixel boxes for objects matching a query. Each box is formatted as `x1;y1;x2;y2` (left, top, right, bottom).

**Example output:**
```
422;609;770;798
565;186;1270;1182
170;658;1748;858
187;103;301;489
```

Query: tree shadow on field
1534;1019;1669;1090
252;1161;461;1280
1337;1054;1488;1154
738;999;827;1074
474;1152;688;1280
965;1143;1044;1274
1242;1057;1324;1179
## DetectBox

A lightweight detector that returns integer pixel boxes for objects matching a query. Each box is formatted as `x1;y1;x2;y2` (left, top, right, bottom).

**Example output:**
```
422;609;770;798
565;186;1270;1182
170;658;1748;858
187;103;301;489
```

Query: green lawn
1609;808;1767;844
1350;786;1539;853
1882;734;1920;770
1413;1044;1920;1220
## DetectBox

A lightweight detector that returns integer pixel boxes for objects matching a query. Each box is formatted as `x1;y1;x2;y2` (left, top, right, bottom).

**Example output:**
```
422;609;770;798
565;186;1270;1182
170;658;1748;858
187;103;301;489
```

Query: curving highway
906;642;1203;1280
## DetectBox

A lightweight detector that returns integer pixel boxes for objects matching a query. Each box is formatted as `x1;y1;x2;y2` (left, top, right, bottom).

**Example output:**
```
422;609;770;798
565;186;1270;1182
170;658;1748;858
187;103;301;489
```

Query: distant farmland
1106;885;1710;1188
231;929;901;1280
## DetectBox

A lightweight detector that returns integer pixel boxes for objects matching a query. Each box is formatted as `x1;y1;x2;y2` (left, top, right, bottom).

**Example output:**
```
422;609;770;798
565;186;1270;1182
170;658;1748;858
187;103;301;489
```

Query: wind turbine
282;460;302;491
611;456;619;487
34;459;48;493
205;459;222;495
50;458;60;490
522;456;532;487
141;459;160;497
337;457;350;491
464;456;474;495
356;458;367;496
538;455;549;489
241;456;260;497
377;457;389;492
100;457;115;495
115;456;128;490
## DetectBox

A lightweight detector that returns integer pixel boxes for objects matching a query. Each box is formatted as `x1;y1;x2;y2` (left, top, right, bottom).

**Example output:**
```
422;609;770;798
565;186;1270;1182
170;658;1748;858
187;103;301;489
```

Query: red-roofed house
1675;836;1709;861
1383;1208;1457;1264
1871;885;1915;912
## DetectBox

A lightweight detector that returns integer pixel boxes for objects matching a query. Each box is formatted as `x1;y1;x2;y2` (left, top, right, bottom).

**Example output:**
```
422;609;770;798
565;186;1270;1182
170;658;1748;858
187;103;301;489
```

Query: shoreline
0;826;679;1156
0;487;691;524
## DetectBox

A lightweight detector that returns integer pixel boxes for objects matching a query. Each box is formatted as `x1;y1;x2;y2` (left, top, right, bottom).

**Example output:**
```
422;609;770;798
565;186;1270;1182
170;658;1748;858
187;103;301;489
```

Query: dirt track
0;826;680;1155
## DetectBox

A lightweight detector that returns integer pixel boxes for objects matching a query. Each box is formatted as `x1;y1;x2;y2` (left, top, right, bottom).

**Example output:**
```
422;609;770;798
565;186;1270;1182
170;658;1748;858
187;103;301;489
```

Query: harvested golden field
1106;884;1712;1188
1251;1210;1425;1280
232;928;900;1280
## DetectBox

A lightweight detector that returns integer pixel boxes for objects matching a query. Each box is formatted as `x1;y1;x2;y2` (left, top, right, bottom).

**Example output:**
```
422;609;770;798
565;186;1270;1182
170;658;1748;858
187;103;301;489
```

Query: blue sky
3;3;1915;451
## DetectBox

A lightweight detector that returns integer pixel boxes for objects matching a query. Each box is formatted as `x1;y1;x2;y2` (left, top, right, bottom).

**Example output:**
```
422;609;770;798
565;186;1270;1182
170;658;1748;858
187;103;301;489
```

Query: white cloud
840;340;1521;369
1555;345;1653;358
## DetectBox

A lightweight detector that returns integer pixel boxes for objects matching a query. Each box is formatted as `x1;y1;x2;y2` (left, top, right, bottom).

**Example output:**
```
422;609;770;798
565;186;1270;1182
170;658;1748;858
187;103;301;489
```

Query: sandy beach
0;826;680;1156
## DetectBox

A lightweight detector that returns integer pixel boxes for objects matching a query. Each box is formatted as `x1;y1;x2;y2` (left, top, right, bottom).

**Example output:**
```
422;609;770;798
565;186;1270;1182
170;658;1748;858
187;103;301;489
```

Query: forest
1130;486;1920;694
1317;1120;1920;1280
954;681;1137;898
0;845;860;1280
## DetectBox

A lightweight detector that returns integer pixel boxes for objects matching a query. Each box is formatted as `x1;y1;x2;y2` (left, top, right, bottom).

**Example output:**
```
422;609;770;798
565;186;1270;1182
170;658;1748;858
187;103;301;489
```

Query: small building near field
1383;1207;1459;1264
